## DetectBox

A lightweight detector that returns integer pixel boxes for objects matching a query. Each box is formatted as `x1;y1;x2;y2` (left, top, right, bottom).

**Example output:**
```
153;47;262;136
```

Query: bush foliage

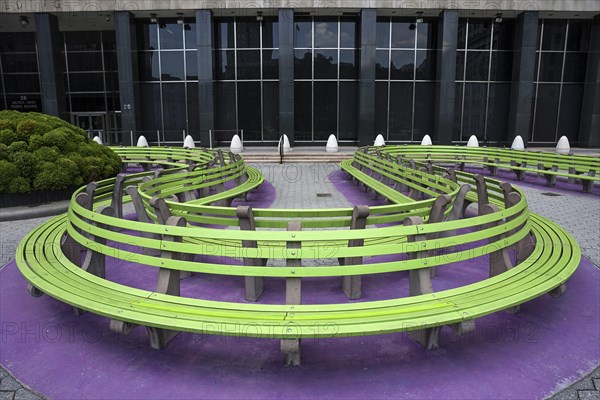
0;110;121;193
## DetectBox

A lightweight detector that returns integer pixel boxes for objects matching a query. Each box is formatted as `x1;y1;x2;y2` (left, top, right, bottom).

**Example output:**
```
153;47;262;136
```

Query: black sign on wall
7;95;41;111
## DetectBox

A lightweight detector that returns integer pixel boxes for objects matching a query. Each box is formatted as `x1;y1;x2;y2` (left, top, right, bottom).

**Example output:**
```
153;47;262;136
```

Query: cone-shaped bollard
326;134;339;153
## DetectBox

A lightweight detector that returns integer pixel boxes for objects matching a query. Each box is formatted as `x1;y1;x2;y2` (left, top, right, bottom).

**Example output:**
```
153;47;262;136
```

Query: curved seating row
16;145;580;365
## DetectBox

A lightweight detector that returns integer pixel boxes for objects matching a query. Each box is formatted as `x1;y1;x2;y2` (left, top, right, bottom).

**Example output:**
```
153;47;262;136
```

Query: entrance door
74;113;106;143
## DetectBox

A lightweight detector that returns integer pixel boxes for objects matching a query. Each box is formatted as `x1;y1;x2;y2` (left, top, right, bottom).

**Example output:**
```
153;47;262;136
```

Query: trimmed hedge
0;110;122;194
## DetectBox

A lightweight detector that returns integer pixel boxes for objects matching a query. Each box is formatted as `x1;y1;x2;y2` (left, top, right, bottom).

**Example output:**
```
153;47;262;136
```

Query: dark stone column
358;9;377;147
579;14;600;148
197;10;215;147
34;13;67;119
433;10;459;145
507;11;539;147
115;11;141;145
279;9;295;145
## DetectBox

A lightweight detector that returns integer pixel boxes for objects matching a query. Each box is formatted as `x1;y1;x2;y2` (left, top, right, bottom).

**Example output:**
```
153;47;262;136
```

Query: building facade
1;1;599;147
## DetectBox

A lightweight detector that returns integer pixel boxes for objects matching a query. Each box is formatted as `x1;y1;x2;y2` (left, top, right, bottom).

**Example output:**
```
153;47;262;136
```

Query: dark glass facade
0;11;597;147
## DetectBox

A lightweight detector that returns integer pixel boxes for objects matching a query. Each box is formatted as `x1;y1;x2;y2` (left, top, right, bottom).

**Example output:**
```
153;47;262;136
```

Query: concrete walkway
0;162;598;400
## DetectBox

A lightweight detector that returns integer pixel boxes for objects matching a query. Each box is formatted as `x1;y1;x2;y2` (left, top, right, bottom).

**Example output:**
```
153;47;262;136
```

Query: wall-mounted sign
7;95;40;111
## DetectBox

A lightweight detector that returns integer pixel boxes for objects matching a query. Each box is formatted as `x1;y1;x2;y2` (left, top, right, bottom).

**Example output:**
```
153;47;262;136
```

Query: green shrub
16;119;50;142
0;118;16;133
8;176;31;193
0;144;9;160
0;160;18;193
8;141;28;153
0;129;16;145
41;127;70;150
10;151;35;178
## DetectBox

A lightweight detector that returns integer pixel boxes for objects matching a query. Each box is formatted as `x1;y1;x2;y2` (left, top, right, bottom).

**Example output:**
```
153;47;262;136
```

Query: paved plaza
0;163;598;399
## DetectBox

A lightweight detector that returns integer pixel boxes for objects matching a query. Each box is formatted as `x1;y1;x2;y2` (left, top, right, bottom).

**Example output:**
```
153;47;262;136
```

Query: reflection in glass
215;19;235;49
314;19;338;48
263;19;279;48
490;52;513;81
263;50;279;79
340;18;357;48
160;51;185;81
375;50;390;79
294;50;312;79
138;51;160;81
376;19;390;49
236;19;261;48
492;19;515;50
465;51;490;81
417;20;437;49
339;50;357;79
391;20;415;48
136;22;158;50
215;50;236;80
539;52;563;82
314;50;338;79
237;50;261;80
415;50;436;80
186;51;198;80
542;20;567;51
390;50;414;80
467;19;491;49
160;23;183;49
389;82;413;141
294;18;312;48
184;23;197;49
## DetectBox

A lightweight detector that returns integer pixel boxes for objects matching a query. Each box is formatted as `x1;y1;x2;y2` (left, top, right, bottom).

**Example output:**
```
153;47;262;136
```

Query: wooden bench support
474;174;488;216
282;221;302;366
341;206;370;300
488;159;500;176
126;186;161;256
510;160;527;181
237;206;267;301
582;170;596;193
505;192;536;264
544;166;558;186
404;216;439;349
426;194;453;278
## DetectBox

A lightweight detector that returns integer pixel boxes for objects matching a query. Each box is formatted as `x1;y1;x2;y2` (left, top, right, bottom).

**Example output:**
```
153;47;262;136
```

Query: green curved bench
16;146;580;366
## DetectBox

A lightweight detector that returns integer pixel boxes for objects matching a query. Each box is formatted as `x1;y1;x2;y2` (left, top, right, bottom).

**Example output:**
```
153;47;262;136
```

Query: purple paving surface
0;173;598;399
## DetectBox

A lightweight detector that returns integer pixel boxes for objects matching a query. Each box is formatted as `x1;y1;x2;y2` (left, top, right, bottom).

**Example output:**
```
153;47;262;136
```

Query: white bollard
421;134;433;146
556;136;570;155
136;135;149;147
92;136;103;145
183;135;196;149
466;135;479;147
230;134;243;154
374;134;385;147
278;134;291;153
326;134;339;153
511;135;525;150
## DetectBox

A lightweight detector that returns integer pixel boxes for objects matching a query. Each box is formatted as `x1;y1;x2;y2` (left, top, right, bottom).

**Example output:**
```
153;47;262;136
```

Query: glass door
74;113;106;142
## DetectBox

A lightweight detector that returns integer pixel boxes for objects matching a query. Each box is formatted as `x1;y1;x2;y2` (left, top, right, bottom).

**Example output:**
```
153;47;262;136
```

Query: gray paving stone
573;378;598;391
0;377;21;392
551;388;579;400
13;389;42;400
0;391;15;400
0;370;6;380
578;390;600;400
594;378;600;391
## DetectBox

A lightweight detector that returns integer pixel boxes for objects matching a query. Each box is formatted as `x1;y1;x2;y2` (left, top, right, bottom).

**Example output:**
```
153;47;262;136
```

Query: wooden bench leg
549;283;567;298
342;206;369;300
283;222;302;366
544;166;558;186
238;206;265;302
582;171;595;193
568;167;577;183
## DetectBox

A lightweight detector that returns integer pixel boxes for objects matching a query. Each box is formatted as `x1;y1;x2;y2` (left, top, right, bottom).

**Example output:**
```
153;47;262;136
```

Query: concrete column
34;13;67;119
197;10;215;147
433;10;459;145
579;14;600;148
279;9;295;145
115;11;141;145
358;9;377;147
507;11;539;147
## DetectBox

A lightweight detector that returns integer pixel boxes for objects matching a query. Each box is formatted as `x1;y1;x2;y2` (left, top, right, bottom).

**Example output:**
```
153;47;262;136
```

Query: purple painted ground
0;173;598;400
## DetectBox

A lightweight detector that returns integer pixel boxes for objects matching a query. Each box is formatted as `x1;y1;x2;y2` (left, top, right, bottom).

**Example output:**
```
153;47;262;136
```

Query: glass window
237;50;261;80
186;51;198;80
1;53;38;73
563;53;587;82
539;52;563;82
391;20;415;48
567;20;591;51
314;82;337;140
104;51;118;71
453;82;464;141
294;50;312;79
339;82;358;140
3;74;40;93
215;50;236;80
294;81;312;140
490;52;513;81
533;83;560;141
542;20;567;50
294;18;312;48
237;82;262;141
457;20;467;50
314;50;337;79
465;51;490;81
376;18;390;49
215;19;235;49
376;50;390;79
186;82;199;132
236;19;261;48
492;19;515;50
456;51;465;80
160;22;183;49
263;50;279;79
415;50;436;80
65;31;102;51
140;83;162;131
68;94;106;112
557;84;584;141
340;18;357;48
374;82;389;136
263;19;279;48
390;50;414;80
467;19;492;49
69;73;104;92
67;52;104;71
160;51;185;81
486;83;511;143
161;83;186;132
462;83;487;137
388;82;413;141
215;82;237;131
138;51;160;81
136;22;159;51
0;32;36;52
339;50;357;79
417;20;437;49
105;72;119;92
184;23;197;49
102;31;116;51
314;19;338;48
413;82;435;138
263;81;279;141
